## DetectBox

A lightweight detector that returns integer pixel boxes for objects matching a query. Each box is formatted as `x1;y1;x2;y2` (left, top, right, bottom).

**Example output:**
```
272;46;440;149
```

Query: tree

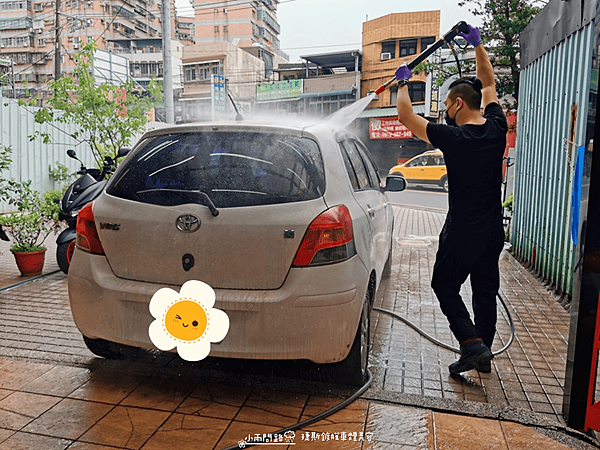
458;0;543;102
28;40;163;165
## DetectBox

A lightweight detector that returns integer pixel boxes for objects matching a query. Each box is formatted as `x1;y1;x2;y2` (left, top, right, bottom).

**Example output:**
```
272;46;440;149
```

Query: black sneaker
449;339;493;374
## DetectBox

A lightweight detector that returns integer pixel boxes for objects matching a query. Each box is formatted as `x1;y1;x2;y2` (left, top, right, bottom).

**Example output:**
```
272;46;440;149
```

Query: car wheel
83;335;138;360
329;288;371;386
441;175;449;192
56;240;75;275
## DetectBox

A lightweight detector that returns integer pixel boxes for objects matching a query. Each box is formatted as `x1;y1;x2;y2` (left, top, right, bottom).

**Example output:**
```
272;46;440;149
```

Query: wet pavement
0;205;597;449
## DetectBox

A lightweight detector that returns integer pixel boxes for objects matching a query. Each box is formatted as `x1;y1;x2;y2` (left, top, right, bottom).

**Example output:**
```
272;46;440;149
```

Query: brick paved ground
0;234;60;288
0;205;574;425
0;205;595;449
368;206;571;425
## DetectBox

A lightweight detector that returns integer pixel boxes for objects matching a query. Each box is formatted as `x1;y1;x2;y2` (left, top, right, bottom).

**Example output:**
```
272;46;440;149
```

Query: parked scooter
56;148;129;274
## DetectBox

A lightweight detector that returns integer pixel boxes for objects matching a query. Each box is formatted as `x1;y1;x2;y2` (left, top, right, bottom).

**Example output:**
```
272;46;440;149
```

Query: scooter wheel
57;240;76;274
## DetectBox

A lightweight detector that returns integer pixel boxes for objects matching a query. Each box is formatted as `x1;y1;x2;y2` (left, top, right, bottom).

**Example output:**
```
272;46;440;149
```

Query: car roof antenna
227;90;244;122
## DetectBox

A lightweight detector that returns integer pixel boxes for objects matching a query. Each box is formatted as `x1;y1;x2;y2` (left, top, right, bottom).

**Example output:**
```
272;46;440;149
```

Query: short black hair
448;76;483;110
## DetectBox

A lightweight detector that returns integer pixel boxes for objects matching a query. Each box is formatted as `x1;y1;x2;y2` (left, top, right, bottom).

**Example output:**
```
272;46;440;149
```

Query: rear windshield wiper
135;188;219;216
191;190;219;217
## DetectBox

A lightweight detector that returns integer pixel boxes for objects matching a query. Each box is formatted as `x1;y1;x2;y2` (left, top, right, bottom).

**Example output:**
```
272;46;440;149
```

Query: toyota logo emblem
176;214;201;233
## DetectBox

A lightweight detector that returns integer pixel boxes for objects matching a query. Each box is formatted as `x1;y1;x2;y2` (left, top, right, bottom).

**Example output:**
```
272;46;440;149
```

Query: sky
174;1;482;63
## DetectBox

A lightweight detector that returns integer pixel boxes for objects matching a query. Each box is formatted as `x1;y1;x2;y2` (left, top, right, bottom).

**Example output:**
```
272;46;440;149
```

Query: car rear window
107;131;325;208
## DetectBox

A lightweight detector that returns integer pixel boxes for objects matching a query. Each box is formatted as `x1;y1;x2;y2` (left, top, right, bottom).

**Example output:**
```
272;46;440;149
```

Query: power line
94;0;128;43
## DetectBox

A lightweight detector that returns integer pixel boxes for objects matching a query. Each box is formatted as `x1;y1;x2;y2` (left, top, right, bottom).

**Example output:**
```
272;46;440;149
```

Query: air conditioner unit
86;19;93;25
381;52;392;61
73;43;79;49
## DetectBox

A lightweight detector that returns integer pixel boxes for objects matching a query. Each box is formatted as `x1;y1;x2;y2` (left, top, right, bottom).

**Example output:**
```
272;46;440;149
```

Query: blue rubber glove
395;64;412;82
458;25;483;47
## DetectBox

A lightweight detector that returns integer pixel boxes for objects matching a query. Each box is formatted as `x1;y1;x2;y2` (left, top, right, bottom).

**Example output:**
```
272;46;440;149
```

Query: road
386;185;449;211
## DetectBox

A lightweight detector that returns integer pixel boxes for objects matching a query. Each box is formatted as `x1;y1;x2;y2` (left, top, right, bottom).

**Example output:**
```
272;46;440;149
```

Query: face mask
444;99;458;126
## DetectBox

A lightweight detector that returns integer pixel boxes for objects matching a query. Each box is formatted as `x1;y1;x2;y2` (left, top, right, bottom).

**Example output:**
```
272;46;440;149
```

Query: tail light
76;202;105;255
292;205;356;267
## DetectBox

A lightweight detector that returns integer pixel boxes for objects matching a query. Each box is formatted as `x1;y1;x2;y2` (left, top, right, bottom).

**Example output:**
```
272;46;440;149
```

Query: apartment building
362;11;439;109
175;14;194;45
190;0;287;75
358;11;441;172
0;0;187;97
179;40;266;122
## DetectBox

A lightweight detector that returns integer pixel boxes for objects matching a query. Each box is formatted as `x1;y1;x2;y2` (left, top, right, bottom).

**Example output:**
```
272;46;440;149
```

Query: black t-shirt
427;103;508;231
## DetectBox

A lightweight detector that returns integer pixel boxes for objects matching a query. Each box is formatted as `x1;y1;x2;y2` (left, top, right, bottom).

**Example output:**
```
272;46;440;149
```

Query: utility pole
10;58;14;98
54;0;61;80
162;0;174;123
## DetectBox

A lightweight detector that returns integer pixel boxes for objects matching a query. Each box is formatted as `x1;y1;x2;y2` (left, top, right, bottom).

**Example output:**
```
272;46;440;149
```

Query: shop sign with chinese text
257;80;303;101
369;117;413;139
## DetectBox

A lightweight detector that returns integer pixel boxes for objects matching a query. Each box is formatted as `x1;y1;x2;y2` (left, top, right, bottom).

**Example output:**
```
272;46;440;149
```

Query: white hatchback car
68;121;405;385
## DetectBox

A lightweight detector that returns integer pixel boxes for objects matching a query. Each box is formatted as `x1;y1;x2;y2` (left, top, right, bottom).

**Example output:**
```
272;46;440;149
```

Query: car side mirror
117;148;131;158
383;174;407;192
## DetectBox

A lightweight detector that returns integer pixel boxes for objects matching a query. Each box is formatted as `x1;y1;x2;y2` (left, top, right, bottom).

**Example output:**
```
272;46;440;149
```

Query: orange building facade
362;11;440;109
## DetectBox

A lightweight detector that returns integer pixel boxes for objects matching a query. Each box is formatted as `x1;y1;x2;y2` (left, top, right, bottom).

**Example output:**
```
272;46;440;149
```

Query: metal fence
0;98;95;212
513;15;594;296
0;98;163;212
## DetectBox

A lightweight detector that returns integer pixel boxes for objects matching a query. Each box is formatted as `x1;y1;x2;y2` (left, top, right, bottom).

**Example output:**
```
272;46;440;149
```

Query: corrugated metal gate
0;100;94;212
513;10;594;296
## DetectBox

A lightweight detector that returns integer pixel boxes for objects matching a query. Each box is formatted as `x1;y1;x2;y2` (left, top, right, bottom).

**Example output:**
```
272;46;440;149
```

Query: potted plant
0;179;60;277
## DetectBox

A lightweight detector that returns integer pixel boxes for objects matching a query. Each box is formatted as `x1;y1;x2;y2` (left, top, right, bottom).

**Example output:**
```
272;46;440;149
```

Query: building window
214;8;218;14
185;67;196;81
381;40;395;58
421;36;435;51
409;81;426;103
390;85;398;106
223;25;228;32
399;38;417;57
214;25;219;33
390;82;426;105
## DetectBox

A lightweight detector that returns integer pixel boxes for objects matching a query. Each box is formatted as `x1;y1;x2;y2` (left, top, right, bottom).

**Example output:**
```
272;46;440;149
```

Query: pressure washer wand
374;21;471;95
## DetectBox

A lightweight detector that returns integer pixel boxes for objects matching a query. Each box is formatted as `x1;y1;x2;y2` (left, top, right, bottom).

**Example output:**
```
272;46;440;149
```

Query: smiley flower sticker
148;280;229;361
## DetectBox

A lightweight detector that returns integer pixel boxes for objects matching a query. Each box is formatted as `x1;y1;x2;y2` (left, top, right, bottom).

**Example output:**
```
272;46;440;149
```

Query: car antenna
227;90;244;122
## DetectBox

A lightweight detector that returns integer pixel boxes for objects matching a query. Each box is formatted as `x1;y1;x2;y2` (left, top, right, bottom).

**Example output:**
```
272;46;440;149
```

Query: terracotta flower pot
11;248;46;277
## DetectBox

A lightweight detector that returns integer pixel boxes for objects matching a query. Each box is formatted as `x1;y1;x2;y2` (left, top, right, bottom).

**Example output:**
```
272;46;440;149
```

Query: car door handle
367;205;376;219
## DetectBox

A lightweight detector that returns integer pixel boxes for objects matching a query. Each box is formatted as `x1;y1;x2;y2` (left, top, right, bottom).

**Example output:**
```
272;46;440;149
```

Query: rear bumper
68;248;370;364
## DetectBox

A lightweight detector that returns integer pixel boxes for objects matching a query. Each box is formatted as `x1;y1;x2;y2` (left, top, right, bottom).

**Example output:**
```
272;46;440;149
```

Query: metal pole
54;0;61;80
353;51;360;101
162;0;174;123
11;57;14;98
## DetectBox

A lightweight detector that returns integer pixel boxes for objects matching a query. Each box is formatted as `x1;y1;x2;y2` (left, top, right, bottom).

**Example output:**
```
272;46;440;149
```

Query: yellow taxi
388;150;448;192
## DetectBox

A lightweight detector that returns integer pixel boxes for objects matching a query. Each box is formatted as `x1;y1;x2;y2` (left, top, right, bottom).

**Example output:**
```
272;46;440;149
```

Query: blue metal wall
513;24;594;295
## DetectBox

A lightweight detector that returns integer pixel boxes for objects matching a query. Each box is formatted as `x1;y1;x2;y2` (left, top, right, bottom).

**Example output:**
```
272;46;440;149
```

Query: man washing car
395;25;508;374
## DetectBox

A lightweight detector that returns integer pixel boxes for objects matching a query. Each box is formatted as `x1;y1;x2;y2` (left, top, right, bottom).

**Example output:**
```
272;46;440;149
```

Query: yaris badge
176;214;200;233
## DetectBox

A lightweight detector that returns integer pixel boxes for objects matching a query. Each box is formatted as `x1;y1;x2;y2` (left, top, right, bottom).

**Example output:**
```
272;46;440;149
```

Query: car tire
440;175;449;192
83;335;138;360
329;288;371;386
56;240;75;275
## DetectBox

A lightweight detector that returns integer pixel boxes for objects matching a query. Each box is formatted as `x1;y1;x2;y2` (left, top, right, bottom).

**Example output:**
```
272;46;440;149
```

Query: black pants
431;220;505;348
